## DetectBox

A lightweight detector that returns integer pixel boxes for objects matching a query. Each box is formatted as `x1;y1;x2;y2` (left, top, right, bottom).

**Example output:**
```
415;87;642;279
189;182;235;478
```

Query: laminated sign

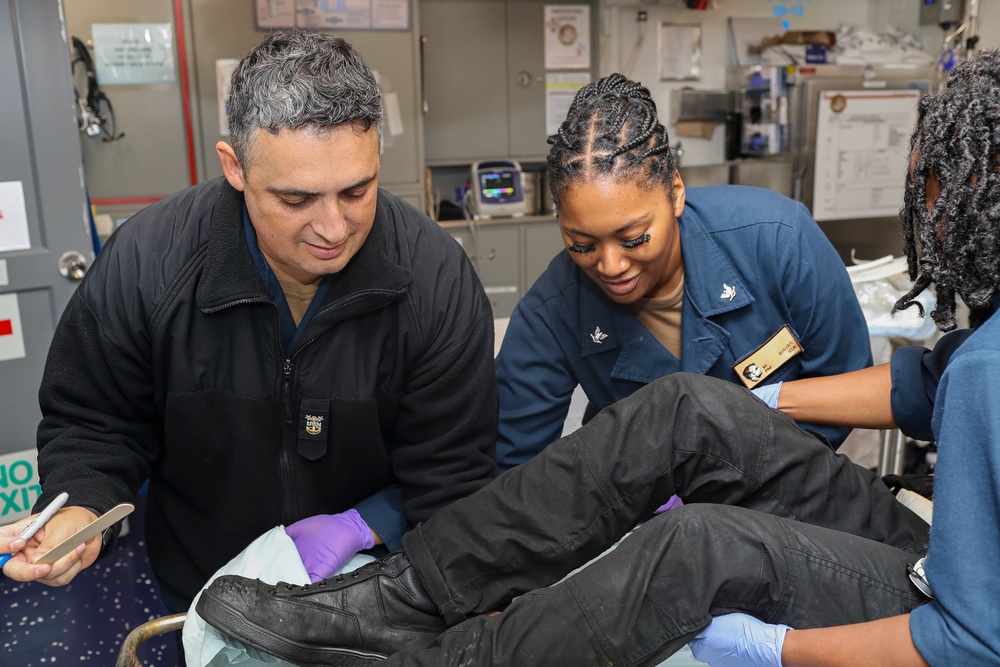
0;449;41;524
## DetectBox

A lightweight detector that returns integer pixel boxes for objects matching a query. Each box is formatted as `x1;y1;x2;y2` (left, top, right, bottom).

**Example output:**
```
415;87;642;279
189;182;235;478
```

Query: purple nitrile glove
751;381;782;409
688;612;790;667
654;494;685;514
285;509;375;582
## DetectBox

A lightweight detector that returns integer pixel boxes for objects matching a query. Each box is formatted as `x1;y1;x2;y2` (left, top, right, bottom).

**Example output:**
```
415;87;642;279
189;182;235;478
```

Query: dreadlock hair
895;48;1000;331
546;74;675;211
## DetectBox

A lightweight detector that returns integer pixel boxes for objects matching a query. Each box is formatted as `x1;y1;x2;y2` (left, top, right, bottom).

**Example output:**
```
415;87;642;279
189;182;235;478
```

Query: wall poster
812;89;921;222
544;5;590;69
255;0;410;30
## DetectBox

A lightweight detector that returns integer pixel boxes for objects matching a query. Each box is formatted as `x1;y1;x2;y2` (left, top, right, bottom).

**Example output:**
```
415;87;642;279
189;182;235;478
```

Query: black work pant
391;373;930;666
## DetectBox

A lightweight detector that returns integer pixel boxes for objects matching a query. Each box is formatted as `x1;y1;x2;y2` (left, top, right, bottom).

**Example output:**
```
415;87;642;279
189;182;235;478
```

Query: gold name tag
732;324;804;388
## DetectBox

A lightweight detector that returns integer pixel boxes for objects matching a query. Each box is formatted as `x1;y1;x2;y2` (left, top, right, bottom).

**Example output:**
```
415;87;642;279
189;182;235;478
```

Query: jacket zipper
280;355;294;521
207;292;401;524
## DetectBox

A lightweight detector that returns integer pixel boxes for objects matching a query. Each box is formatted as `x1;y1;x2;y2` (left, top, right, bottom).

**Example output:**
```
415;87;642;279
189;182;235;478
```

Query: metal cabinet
449;225;522;317
420;0;599;166
421;2;509;163
447;218;564;317
524;222;564;287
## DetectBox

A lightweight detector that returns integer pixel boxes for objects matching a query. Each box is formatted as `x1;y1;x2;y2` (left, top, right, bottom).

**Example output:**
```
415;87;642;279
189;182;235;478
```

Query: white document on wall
544;5;590;69
216;59;239;136
546;72;591;135
295;0;410;30
0;181;30;252
91;23;176;85
812;89;921;222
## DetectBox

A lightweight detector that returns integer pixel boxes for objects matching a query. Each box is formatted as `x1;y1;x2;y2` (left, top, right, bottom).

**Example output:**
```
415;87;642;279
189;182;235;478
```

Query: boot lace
270;556;393;593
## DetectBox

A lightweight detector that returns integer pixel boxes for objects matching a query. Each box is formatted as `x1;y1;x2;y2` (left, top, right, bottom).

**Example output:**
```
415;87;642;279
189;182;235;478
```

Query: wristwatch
907;557;934;599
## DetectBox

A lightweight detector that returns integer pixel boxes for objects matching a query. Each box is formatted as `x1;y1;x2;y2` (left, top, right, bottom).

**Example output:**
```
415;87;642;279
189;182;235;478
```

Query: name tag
732;324;804;388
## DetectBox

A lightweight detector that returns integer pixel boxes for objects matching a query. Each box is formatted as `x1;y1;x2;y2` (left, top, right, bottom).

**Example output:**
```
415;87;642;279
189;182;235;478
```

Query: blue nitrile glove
688;613;790;667
285;509;375;582
751;381;782;409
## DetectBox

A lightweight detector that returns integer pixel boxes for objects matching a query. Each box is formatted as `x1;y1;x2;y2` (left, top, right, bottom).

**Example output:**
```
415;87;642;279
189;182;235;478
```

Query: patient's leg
405;372;929;623
197;373;929;665
389;505;925;667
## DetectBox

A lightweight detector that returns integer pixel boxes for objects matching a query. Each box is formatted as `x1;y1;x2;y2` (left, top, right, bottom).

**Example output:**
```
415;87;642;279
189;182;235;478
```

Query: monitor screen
479;171;518;200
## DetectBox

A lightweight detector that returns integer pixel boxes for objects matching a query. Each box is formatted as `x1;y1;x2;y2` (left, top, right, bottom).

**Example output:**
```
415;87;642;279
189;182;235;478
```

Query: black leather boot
196;552;447;666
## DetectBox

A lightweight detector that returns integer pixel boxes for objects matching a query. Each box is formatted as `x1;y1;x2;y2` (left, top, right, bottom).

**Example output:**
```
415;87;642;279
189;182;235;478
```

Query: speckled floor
1;491;180;666
0;482;705;667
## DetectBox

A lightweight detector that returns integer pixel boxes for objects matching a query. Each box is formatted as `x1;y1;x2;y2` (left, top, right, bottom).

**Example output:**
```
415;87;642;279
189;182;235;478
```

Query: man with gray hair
5;30;498;619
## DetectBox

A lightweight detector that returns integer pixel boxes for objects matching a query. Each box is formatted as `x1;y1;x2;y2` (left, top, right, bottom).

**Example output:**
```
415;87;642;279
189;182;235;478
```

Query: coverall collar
576;205;756;381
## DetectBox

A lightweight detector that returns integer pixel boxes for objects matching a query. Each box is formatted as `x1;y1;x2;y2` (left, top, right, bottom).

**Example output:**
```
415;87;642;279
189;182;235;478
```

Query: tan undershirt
277;279;320;326
629;275;685;359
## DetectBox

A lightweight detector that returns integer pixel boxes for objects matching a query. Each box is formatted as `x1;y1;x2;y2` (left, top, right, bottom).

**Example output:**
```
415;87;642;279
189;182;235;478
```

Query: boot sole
197;591;388;667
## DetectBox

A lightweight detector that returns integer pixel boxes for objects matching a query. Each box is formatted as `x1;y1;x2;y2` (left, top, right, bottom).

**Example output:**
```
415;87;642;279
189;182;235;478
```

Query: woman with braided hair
494;73;872;471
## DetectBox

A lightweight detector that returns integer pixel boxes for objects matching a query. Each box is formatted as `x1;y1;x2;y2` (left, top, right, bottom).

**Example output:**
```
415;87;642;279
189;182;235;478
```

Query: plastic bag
847;255;937;341
854;279;937;340
183;526;374;667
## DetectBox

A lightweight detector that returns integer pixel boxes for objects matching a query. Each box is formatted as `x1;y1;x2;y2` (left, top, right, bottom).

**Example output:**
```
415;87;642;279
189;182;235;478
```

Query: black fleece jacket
35;178;498;603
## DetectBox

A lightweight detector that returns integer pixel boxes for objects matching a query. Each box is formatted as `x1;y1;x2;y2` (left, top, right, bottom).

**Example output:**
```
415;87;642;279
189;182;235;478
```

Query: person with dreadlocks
685;46;1000;667
493;74;871;475
195;51;1000;666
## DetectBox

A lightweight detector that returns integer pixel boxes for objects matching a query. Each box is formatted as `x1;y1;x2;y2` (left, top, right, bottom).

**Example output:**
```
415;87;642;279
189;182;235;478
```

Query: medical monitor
471;159;524;219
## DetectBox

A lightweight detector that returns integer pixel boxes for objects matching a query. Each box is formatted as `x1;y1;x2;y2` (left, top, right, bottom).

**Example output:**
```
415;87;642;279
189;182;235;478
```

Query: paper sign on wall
544;5;590;69
216;59;240;136
383;92;404;137
0;182;30;252
546;72;590;135
0;448;40;525
92;23;176;85
0;293;26;363
812;89;921;221
256;0;410;29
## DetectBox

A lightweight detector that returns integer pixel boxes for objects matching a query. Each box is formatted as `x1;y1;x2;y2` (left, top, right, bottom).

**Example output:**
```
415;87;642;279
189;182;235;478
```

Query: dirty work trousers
394;373;930;666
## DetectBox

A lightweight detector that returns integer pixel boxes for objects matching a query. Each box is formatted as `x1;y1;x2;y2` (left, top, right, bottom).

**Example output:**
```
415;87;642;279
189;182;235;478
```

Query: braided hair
895;49;1000;331
546;74;675;211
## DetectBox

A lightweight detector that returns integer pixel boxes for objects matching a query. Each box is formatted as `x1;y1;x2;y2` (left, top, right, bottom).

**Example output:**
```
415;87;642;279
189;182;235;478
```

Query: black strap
70;36;124;142
882;473;934;500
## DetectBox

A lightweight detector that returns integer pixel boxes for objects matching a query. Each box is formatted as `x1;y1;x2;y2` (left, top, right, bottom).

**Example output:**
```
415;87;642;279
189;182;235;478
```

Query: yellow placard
732;324;804;388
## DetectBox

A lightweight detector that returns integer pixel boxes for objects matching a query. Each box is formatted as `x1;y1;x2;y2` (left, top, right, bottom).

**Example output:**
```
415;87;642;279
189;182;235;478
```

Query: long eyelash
621;233;650;249
569;242;596;253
